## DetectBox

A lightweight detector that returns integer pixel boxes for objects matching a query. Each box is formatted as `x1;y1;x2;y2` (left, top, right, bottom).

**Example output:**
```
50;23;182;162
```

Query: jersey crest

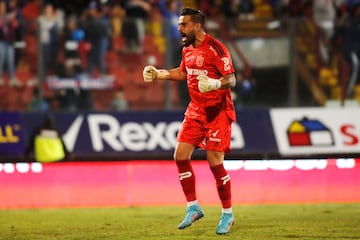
196;56;204;67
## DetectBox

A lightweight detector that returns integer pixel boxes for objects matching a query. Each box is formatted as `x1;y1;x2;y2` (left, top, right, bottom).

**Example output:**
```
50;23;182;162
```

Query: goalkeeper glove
143;65;169;82
143;65;157;82
197;74;221;93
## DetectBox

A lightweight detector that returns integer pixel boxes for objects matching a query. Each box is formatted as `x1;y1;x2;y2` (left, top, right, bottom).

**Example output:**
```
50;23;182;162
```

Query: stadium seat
144;84;165;105
123;83;145;108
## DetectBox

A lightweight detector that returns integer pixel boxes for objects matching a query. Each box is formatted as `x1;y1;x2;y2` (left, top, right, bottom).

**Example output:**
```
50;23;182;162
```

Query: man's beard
182;34;195;47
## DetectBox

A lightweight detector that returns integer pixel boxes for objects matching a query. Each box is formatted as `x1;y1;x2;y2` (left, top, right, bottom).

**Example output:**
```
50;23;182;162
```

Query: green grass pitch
0;203;359;240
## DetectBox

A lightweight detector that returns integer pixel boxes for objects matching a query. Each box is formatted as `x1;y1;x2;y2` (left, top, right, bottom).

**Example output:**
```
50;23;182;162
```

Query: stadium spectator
158;0;189;108
8;0;24;67
20;0;40;85
82;1;111;77
158;0;182;67
221;0;254;36
313;0;337;64
268;0;290;17
288;0;312;18
143;8;236;234
53;48;93;111
62;15;83;66
21;0;40;21
53;60;80;112
122;0;151;54
38;3;64;75
342;3;360;97
26;87;49;111
238;0;255;20
197;0;224;19
0;0;21;87
109;87;128;111
109;3;126;53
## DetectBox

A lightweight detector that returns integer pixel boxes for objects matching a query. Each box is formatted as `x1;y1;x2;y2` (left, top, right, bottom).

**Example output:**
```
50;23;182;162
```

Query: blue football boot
216;213;234;235
178;205;204;229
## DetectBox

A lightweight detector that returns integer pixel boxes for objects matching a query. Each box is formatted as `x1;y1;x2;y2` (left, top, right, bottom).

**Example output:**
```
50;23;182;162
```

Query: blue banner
233;108;278;158
1;110;279;160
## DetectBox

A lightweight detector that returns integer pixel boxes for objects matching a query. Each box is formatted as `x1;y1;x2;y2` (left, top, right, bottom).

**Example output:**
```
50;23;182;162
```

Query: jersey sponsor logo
185;67;208;76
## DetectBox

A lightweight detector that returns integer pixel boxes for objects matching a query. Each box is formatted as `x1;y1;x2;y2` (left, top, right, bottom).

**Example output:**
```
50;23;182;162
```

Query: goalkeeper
143;7;237;235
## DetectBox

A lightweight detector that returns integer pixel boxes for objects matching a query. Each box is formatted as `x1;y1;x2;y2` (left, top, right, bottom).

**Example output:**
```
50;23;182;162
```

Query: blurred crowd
1;0;360;111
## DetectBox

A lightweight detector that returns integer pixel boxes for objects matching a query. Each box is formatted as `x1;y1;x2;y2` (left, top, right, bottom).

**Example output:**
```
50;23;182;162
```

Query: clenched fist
143;65;158;82
197;74;221;93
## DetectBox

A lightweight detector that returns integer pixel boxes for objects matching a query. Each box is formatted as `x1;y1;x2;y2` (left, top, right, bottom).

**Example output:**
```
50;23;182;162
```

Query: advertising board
270;108;360;157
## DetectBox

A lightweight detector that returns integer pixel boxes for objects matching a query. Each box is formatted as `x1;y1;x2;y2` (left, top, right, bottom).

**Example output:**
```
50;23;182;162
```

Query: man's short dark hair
180;7;205;26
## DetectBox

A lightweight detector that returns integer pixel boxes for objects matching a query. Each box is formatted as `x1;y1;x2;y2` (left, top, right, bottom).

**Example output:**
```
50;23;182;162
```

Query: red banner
0;159;359;209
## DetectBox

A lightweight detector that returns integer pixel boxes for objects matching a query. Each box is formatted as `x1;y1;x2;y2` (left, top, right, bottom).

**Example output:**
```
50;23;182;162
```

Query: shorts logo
211;129;220;138
196;56;204;67
209;129;221;142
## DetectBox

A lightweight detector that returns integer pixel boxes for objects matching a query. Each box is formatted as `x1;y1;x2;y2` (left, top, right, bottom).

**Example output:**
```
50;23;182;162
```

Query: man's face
178;15;196;47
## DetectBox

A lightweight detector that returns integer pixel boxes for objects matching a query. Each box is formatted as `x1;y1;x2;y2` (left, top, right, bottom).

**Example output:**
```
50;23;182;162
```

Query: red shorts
176;111;233;152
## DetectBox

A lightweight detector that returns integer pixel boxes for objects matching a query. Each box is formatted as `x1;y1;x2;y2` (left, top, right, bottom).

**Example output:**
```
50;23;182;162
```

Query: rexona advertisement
270;108;360;156
3;108;360;160
18;110;277;160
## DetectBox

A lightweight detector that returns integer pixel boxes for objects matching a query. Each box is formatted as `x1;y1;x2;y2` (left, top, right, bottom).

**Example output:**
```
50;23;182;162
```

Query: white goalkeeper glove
143;65;157;82
197;74;221;93
143;65;169;82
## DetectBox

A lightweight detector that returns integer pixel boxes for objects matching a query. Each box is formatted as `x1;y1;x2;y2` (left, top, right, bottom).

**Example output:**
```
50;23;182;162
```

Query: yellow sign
0;124;20;143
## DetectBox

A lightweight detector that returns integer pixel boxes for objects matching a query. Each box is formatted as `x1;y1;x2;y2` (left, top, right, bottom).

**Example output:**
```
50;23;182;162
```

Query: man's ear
194;22;201;31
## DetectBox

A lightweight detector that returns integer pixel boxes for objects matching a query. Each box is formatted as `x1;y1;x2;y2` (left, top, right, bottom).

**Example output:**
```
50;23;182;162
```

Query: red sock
210;164;232;209
176;160;196;202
